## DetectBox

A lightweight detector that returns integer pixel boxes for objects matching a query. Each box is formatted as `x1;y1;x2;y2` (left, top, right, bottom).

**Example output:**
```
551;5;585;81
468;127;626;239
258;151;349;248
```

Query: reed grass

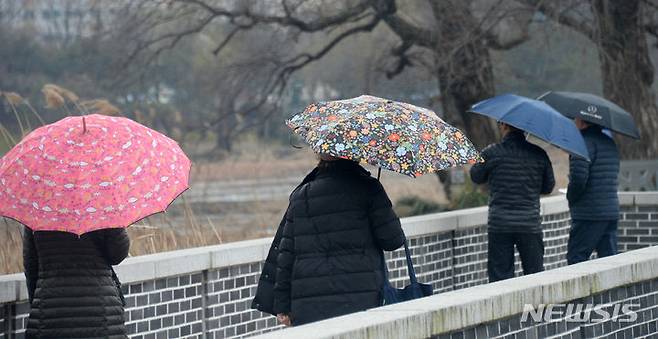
0;84;570;276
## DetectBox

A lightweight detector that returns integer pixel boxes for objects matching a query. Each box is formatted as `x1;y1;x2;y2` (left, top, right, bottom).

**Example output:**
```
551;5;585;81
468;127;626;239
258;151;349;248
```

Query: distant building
0;0;121;42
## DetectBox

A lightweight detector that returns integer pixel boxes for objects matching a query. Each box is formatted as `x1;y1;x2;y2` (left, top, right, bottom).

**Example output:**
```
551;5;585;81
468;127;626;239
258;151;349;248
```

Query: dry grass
79;99;121;116
42;86;66;109
0;85;571;275
0;199;278;275
192;144;317;181
0;220;23;275
0;144;570;275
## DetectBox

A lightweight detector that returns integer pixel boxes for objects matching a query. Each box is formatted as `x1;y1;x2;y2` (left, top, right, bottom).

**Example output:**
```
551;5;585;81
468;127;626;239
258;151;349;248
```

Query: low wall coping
0;192;653;304
632;191;658;205
251;245;658;339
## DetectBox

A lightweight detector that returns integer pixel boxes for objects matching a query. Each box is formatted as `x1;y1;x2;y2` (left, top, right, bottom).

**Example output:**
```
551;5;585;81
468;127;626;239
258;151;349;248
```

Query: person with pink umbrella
22;224;130;338
0;114;191;338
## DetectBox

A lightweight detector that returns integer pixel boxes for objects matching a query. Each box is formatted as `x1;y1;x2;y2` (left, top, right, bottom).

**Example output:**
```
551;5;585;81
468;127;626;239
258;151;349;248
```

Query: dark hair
499;122;521;133
317;158;357;170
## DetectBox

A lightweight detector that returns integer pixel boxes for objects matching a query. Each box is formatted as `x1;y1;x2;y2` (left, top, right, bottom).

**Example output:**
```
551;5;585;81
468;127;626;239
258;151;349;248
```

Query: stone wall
618;194;658;252
1;192;656;338
253;245;658;339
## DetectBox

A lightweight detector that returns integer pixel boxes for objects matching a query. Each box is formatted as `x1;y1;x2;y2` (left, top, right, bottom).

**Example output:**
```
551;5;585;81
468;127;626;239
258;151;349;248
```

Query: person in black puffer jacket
566;120;620;264
23;227;130;338
470;123;555;282
253;156;405;326
251;168;319;315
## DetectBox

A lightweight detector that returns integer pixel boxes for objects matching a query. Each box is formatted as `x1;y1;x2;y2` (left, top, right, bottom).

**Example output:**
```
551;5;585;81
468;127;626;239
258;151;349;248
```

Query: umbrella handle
377;167;381;181
82;117;87;134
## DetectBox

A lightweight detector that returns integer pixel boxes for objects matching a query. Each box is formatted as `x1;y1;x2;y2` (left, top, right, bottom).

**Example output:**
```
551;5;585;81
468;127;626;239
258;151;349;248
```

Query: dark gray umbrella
537;91;640;139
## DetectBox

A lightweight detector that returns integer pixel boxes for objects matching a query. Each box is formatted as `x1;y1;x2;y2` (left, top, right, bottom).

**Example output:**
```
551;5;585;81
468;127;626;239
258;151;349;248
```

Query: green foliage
394;179;488;218
449;180;488;210
394;196;445;218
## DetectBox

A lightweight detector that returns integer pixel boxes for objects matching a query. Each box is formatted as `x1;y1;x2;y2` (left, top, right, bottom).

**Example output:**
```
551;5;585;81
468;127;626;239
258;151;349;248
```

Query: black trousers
566;219;618;265
488;232;544;283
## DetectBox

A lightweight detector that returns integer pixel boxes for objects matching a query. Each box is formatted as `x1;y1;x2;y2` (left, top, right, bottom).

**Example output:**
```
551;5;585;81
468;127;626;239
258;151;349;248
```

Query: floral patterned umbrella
0;114;191;235
287;95;481;177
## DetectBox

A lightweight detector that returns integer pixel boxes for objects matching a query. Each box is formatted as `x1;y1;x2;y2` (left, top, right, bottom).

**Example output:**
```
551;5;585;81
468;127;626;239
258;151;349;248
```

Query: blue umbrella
469;94;590;160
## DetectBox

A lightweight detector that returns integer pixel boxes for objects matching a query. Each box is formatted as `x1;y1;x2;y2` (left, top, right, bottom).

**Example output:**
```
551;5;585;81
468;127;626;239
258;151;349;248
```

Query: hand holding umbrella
469;94;590;160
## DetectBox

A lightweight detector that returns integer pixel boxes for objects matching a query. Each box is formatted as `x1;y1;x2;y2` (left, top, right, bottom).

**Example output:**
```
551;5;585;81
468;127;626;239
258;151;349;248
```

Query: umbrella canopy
469;94;590;160
0;114;191;235
287;95;481;177
538;91;640;139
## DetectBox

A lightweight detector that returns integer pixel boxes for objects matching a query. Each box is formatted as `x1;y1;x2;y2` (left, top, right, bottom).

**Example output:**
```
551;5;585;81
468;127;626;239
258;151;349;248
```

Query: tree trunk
435;45;499;149
430;2;499;201
214;104;236;155
592;0;658;159
433;2;499;149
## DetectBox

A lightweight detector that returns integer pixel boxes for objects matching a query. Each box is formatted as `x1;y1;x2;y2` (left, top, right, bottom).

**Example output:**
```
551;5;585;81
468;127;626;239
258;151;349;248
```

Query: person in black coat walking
252;156;405;326
566;119;620;264
470;123;555;282
23;227;130;338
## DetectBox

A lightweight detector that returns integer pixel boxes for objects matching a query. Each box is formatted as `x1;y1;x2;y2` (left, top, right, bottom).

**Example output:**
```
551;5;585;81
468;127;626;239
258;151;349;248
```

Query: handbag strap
381;239;418;285
403;240;418;284
380;250;393;287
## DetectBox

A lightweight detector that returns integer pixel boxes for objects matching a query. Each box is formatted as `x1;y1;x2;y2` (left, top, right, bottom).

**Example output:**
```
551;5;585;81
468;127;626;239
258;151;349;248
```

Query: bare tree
119;0;539;150
528;0;658;159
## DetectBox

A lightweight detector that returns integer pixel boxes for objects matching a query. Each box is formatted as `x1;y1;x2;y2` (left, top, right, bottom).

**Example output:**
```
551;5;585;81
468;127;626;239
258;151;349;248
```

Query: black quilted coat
470;131;555;233
253;160;405;325
251;169;318;316
23;227;130;338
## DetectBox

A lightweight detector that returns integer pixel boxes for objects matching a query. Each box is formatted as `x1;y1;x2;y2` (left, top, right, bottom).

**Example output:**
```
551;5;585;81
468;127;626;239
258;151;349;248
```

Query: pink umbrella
0;114;191;235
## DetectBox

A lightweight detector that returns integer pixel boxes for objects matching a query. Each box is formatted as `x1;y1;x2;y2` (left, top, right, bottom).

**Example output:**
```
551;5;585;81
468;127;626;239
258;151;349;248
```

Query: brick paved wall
1;193;656;339
251;245;658;339
435;278;658;339
617;194;658;252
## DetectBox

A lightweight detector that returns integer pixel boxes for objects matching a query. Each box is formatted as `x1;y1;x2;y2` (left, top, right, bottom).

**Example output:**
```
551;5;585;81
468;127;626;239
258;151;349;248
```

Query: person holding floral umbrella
0;114;191;338
252;95;480;326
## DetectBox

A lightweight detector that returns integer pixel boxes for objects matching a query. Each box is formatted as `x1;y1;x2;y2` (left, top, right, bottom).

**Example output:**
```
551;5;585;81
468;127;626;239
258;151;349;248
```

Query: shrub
394;196;445;217
449;180;488;210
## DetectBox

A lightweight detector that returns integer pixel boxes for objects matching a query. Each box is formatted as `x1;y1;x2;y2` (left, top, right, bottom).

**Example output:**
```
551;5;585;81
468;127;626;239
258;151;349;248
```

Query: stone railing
252;245;658;339
0;192;656;338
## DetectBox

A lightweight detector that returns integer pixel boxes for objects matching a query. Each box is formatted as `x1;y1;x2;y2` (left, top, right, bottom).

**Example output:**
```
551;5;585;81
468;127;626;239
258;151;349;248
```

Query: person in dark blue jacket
471;123;555;282
566;118;620;264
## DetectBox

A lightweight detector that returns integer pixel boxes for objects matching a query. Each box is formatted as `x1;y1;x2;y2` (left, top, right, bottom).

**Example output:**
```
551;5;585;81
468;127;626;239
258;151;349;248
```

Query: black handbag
380;240;433;305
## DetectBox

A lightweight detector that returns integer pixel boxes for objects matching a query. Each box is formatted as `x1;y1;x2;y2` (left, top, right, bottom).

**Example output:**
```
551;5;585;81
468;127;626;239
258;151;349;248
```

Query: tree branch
371;0;437;48
645;0;658;40
212;25;245;55
385;40;413;78
524;0;595;40
178;0;372;32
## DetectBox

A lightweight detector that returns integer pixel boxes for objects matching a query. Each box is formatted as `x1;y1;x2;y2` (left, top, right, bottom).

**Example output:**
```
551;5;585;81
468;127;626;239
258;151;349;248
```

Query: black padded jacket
567;126;620;220
470;131;555;233
266;160;405;325
23;227;130;338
